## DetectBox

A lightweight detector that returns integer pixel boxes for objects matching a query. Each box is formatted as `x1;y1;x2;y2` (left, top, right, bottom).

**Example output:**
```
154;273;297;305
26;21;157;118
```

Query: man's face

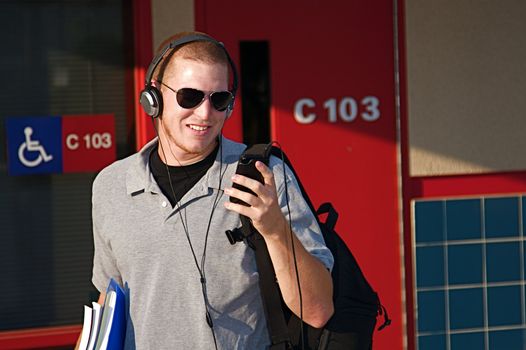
158;57;229;164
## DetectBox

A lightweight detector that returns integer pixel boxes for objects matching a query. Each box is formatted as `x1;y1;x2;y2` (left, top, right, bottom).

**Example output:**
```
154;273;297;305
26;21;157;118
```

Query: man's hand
224;161;287;239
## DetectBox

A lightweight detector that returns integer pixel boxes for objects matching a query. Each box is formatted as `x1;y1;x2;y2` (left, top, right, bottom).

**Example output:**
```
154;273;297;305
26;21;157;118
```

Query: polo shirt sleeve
91;172;122;293
270;157;335;272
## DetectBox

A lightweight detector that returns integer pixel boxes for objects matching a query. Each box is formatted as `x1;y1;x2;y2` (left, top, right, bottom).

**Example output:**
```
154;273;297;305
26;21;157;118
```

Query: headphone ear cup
140;86;163;118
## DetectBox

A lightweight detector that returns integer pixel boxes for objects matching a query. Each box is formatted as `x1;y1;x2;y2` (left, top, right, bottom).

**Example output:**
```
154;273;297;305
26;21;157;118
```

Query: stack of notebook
77;278;126;350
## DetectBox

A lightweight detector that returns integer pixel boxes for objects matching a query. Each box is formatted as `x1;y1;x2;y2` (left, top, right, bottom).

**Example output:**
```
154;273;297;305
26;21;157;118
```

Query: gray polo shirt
92;137;334;350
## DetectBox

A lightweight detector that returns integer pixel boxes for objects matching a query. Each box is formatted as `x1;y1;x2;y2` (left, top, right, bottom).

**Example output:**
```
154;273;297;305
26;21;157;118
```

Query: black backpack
226;144;391;350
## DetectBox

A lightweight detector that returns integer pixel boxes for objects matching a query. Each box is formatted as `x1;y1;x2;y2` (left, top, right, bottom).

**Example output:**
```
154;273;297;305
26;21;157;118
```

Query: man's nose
194;96;214;119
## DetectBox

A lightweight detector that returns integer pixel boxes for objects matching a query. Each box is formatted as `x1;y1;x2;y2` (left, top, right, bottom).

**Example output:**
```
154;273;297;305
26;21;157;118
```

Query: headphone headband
143;34;238;96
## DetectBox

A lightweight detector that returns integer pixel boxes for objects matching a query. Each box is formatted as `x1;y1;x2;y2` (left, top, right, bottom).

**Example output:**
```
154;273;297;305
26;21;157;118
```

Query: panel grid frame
412;195;526;350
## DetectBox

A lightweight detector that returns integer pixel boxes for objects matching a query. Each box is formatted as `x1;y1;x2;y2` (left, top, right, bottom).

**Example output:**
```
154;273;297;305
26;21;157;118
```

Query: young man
90;32;334;349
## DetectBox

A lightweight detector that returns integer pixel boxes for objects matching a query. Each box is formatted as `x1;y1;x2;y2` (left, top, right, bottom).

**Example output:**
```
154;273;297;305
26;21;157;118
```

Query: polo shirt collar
125;138;158;195
125;136;245;196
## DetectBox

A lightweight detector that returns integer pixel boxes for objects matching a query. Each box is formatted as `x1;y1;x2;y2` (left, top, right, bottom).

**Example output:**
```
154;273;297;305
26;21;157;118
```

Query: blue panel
416;246;445;287
489;329;525;350
418;334;446;350
485;197;519;238
448;244;482;285
451;332;485;350
488;286;522;327
486;242;521;282
449;288;484;330
415;201;444;243
446;199;481;240
5;116;63;175
418;290;446;332
523;197;526;234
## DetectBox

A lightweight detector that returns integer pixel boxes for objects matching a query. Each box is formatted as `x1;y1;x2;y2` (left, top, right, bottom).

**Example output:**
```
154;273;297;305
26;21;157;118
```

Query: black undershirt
149;144;219;207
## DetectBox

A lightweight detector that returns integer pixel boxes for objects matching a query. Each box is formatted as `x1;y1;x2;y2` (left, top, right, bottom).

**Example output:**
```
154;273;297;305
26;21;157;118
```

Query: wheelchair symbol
18;127;54;167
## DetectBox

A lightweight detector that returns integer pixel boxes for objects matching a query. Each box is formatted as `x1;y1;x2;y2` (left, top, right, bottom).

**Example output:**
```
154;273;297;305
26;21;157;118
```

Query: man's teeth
189;125;208;131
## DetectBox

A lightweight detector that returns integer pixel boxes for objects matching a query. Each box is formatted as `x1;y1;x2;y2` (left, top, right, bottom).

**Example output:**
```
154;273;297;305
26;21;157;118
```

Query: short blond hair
153;31;230;83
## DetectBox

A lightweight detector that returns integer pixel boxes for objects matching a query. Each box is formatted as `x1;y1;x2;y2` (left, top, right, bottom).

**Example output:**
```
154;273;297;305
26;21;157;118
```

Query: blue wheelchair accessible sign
6;116;63;175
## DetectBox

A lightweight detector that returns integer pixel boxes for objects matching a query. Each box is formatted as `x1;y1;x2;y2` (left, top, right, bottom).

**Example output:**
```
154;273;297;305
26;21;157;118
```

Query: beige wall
405;1;526;176
151;0;194;52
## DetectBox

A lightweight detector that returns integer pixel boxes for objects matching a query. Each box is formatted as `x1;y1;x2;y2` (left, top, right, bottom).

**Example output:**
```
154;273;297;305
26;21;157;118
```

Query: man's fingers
224;200;254;217
255;161;276;186
225;187;257;206
231;174;264;195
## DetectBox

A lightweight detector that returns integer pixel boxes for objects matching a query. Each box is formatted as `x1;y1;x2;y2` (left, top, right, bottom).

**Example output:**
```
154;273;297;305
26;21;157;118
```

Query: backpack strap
316;202;338;231
377;301;392;331
237;144;293;349
246;223;293;349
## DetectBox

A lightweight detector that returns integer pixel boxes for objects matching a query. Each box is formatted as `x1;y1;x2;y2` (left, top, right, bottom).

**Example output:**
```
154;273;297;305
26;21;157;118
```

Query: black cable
151;117;224;350
266;142;304;350
199;136;227;350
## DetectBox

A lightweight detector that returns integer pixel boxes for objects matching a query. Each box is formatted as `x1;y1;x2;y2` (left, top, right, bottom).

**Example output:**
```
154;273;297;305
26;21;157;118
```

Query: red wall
197;1;404;348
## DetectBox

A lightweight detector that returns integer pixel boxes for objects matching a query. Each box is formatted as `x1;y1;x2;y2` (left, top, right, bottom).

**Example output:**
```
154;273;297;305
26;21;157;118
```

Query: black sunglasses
159;82;234;112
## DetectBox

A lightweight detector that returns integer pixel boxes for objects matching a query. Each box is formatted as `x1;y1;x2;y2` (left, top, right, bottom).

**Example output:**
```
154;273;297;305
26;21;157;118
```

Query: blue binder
93;278;126;350
107;278;126;350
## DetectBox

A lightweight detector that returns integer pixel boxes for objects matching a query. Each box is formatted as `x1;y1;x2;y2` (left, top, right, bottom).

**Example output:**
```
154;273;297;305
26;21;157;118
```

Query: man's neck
157;139;218;166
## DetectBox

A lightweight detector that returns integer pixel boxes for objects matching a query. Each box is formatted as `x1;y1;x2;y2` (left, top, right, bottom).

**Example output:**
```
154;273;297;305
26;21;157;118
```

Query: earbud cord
264;142;304;349
199;134;227;349
152;118;226;350
163;135;193;233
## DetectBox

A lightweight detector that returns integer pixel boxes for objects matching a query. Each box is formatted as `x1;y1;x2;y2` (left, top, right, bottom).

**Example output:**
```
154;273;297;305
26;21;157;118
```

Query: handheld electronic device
229;146;270;206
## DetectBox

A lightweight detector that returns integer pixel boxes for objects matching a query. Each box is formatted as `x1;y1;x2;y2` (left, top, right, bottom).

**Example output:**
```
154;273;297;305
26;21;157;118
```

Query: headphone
139;34;239;119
